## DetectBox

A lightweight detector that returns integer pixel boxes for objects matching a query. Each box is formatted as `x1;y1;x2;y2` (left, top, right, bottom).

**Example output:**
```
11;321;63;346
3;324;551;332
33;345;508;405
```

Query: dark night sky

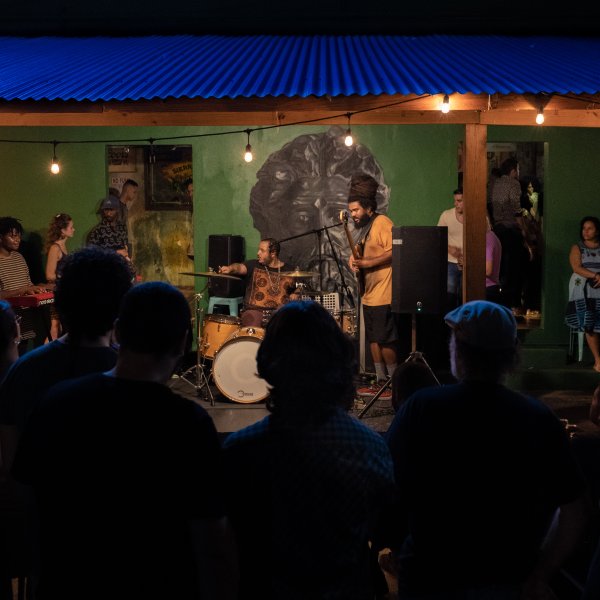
2;2;600;36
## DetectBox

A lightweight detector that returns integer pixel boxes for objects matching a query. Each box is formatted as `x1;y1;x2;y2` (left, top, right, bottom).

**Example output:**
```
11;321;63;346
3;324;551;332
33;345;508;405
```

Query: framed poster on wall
106;144;193;211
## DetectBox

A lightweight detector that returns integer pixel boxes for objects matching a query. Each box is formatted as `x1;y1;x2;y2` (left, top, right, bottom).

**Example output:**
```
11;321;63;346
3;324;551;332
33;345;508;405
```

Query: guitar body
340;211;366;296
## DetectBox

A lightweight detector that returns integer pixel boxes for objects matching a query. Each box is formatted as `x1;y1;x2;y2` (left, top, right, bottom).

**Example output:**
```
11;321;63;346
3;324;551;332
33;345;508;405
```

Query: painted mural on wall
106;145;193;287
249;125;390;300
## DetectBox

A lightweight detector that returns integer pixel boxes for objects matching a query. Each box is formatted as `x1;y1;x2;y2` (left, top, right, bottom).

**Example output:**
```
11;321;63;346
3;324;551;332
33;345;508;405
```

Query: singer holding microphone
346;174;398;399
218;238;299;328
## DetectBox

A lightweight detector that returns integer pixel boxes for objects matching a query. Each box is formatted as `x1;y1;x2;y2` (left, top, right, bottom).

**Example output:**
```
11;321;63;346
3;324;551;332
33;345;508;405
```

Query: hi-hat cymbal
179;271;241;281
281;270;319;278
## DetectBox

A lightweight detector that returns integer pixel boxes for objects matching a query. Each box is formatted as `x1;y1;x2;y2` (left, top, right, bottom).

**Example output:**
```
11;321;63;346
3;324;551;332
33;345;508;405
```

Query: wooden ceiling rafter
1;92;600;128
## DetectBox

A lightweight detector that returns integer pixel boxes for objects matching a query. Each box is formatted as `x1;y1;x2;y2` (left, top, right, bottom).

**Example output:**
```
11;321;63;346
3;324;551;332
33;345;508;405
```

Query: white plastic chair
568;274;585;362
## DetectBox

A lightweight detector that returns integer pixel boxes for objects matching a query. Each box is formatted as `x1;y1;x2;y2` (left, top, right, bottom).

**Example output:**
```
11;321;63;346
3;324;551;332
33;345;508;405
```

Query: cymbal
281;270;319;278
179;271;241;281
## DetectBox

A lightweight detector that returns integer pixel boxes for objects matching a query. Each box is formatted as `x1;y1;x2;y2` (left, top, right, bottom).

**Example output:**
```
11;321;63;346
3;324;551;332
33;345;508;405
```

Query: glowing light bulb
50;159;60;174
536;109;545;125
244;144;253;163
441;94;450;114
344;129;353;147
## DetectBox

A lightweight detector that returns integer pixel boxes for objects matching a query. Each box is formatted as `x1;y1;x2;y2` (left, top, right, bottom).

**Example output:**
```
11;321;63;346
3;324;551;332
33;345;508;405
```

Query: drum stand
176;289;215;406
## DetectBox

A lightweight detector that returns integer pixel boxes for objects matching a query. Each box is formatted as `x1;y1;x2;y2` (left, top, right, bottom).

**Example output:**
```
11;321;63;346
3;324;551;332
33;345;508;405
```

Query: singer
346;174;398;399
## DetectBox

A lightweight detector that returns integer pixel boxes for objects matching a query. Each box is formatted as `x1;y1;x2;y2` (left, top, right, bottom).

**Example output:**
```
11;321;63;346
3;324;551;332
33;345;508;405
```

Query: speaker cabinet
391;226;448;315
208;235;245;297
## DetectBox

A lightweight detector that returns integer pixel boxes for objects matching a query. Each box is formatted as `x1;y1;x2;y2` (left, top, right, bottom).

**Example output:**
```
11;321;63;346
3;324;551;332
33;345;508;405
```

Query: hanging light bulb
344;113;354;147
50;141;60;174
535;107;545;125
440;94;450;114
244;129;253;163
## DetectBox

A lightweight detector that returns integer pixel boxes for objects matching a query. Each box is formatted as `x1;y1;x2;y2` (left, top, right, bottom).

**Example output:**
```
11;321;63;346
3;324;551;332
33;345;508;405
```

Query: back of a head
117;281;191;356
391;360;439;412
55;247;133;340
257;300;356;420
445;300;519;381
500;157;518;176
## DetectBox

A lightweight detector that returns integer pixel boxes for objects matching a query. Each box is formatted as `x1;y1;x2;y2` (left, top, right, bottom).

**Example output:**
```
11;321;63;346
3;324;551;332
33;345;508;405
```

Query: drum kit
177;268;356;404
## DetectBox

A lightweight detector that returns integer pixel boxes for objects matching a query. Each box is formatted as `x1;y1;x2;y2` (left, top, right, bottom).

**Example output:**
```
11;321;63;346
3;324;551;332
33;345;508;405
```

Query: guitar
340;210;365;296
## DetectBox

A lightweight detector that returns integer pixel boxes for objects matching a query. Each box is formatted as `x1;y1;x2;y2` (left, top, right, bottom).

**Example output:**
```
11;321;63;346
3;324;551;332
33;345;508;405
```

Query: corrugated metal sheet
0;34;599;101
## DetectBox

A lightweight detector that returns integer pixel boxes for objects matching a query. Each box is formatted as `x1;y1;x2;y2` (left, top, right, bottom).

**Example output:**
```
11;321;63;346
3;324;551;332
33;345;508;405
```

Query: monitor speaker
208;235;245;297
391;226;447;315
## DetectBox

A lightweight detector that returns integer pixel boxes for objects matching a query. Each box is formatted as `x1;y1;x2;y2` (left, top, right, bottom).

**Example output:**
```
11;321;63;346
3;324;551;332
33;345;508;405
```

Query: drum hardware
180;270;242;281
173;286;215;406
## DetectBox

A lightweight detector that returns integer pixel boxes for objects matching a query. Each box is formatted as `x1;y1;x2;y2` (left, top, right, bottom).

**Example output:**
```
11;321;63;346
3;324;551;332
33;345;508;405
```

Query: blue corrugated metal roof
0;34;599;101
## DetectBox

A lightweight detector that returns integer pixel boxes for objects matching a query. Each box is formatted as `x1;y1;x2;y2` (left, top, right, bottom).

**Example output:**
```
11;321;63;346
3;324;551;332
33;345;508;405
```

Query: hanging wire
0;94;432;148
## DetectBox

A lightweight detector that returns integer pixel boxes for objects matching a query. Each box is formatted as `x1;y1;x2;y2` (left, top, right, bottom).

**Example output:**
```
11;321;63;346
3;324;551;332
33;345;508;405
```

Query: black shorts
363;304;398;345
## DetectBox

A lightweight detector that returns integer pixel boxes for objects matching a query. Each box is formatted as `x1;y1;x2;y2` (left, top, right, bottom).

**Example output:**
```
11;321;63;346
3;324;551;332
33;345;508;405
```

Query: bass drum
211;326;270;403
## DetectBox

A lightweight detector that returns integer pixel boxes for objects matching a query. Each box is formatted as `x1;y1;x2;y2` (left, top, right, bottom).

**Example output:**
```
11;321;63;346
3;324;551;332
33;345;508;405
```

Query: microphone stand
323;227;355;310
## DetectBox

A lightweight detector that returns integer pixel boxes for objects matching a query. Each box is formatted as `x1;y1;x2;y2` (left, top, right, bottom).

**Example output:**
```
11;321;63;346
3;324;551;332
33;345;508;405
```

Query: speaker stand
357;313;440;419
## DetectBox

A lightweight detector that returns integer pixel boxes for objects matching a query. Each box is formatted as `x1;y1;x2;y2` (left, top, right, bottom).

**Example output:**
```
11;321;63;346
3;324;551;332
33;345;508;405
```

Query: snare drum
212;326;270;403
200;314;241;359
334;309;357;337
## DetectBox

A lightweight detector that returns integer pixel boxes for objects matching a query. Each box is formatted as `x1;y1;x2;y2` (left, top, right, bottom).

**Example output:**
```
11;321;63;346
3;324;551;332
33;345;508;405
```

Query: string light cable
0;94;433;168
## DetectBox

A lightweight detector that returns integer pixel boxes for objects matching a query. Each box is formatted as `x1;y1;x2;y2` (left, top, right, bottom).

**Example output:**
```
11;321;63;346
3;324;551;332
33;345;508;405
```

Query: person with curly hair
223;300;395;599
44;213;74;340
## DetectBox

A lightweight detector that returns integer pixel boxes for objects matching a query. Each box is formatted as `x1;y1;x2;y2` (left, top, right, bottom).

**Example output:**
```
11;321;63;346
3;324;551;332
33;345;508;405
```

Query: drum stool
207;296;243;317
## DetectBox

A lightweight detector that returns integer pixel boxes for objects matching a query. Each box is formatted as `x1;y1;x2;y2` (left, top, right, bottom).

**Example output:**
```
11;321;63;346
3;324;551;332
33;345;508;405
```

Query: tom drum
200;314;241;359
211;326;270;403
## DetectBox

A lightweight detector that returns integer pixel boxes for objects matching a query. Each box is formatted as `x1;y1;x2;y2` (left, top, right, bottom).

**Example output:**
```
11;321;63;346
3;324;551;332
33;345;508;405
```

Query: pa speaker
208;235;245;297
391;226;448;315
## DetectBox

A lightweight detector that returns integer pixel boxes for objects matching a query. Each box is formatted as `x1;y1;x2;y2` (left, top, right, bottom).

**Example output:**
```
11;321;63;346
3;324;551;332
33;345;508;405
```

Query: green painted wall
1;123;598;355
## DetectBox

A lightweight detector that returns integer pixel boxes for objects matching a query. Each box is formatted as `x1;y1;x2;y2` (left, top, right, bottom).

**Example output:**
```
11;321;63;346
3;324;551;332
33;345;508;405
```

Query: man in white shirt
437;188;464;309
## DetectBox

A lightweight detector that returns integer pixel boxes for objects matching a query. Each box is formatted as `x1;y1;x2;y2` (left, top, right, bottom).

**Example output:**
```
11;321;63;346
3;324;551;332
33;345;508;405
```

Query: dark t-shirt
0;340;118;431
385;381;586;594
13;373;225;600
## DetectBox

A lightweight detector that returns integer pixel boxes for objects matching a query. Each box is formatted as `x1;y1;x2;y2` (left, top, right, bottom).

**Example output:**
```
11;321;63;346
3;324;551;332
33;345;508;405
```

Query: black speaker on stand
392;226;449;369
207;235;245;298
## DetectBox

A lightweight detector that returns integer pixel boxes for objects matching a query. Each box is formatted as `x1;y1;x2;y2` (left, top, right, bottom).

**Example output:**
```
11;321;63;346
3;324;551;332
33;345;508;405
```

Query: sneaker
356;383;392;399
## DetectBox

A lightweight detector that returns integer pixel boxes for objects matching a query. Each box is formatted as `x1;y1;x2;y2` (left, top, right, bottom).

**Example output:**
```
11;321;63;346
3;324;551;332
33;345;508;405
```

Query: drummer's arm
219;263;247;276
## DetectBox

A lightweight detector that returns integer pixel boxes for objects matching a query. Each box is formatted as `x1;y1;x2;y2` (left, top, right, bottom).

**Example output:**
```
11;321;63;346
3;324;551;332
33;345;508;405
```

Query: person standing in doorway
491;157;528;316
347;174;398;399
437;188;464;310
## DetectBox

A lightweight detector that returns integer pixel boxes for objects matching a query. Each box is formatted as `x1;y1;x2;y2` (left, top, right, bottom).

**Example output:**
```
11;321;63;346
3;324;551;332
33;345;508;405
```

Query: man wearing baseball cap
87;195;131;262
385;300;589;599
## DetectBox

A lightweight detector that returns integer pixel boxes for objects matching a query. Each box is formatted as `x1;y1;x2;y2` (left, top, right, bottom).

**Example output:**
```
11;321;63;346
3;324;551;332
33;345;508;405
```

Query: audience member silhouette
223;300;395;599
12;281;238;600
0;246;134;469
386;300;589;599
0;300;20;600
390;358;439;413
0;300;19;384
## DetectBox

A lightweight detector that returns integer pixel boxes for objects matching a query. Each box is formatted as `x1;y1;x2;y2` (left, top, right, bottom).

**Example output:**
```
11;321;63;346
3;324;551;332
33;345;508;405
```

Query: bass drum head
212;334;270;404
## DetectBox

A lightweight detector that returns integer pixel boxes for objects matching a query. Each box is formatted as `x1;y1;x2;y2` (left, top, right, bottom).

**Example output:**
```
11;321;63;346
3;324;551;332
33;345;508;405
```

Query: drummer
219;238;300;328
